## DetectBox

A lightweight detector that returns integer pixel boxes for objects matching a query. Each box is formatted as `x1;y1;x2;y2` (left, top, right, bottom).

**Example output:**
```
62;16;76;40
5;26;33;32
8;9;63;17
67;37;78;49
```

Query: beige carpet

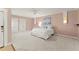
12;31;79;51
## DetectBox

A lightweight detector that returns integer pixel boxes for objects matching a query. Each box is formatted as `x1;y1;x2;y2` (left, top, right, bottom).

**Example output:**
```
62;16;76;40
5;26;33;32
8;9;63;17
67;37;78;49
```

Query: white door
0;12;4;47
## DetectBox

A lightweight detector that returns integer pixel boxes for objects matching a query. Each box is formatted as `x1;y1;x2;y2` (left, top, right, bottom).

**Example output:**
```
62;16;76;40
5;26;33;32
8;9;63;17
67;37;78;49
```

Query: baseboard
55;34;79;40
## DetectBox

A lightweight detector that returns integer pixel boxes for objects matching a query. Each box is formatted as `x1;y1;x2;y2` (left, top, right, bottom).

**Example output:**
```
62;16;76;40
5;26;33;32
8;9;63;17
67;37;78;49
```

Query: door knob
1;26;4;32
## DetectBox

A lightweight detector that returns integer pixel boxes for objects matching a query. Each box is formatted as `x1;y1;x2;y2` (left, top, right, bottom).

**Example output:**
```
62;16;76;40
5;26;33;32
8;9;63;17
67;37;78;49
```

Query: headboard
41;16;52;29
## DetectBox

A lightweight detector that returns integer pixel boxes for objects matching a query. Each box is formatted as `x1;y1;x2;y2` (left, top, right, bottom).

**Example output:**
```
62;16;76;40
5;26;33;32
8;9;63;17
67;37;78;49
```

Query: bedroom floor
12;31;79;51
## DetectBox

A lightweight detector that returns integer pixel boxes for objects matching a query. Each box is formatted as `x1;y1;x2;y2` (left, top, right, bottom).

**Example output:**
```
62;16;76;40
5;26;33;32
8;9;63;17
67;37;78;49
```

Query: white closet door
19;18;26;32
12;17;19;33
0;12;4;47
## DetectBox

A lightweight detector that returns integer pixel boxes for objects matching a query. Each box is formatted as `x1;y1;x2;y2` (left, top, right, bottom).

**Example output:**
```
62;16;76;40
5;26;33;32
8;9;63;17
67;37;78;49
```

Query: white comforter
31;28;54;40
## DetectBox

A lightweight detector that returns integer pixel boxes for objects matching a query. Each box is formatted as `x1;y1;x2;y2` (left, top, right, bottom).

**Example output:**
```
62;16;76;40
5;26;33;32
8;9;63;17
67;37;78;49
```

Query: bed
31;26;54;40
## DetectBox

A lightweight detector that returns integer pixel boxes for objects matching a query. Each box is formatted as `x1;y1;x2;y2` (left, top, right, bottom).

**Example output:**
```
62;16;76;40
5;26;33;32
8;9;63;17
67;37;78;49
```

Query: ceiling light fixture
32;9;39;24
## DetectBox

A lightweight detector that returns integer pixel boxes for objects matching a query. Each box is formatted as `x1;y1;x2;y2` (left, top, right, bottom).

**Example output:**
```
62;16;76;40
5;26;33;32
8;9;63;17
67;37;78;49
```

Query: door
0;12;4;47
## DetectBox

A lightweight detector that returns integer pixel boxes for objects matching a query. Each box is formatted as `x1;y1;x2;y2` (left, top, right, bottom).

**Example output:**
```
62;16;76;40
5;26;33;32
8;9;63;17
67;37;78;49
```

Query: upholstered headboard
41;16;52;29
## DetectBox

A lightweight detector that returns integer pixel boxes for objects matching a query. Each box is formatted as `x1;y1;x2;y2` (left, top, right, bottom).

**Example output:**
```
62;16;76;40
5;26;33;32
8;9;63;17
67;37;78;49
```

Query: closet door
19;18;26;32
0;12;4;47
12;17;19;33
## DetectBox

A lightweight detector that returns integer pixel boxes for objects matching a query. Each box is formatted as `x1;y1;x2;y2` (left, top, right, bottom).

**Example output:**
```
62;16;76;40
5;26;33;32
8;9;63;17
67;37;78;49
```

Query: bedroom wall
35;10;79;37
51;10;78;37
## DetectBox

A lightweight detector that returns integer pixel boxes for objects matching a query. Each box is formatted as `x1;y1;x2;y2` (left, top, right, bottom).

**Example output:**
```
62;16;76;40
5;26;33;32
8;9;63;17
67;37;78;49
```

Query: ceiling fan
31;8;40;24
31;8;40;17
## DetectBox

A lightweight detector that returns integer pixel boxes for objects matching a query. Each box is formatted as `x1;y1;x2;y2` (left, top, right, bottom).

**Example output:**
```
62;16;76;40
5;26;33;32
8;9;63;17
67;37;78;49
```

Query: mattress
31;28;54;39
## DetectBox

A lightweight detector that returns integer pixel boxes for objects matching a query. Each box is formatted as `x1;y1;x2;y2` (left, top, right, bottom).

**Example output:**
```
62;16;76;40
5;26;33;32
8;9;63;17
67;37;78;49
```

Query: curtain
19;18;26;32
12;16;19;33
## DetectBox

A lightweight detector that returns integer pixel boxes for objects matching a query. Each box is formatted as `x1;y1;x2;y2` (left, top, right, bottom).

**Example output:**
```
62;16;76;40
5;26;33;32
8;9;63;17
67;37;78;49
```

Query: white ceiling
11;8;78;17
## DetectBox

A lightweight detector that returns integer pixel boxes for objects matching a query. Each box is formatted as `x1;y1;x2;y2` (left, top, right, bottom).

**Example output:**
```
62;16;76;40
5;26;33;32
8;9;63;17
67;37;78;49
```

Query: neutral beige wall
51;10;78;37
35;10;79;37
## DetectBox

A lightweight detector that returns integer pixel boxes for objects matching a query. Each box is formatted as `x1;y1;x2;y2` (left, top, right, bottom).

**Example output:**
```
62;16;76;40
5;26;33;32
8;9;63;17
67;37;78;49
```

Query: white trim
55;34;79;40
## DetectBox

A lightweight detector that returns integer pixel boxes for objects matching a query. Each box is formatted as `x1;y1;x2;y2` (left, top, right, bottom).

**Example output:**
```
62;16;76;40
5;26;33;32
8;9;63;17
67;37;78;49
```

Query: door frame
0;11;4;48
